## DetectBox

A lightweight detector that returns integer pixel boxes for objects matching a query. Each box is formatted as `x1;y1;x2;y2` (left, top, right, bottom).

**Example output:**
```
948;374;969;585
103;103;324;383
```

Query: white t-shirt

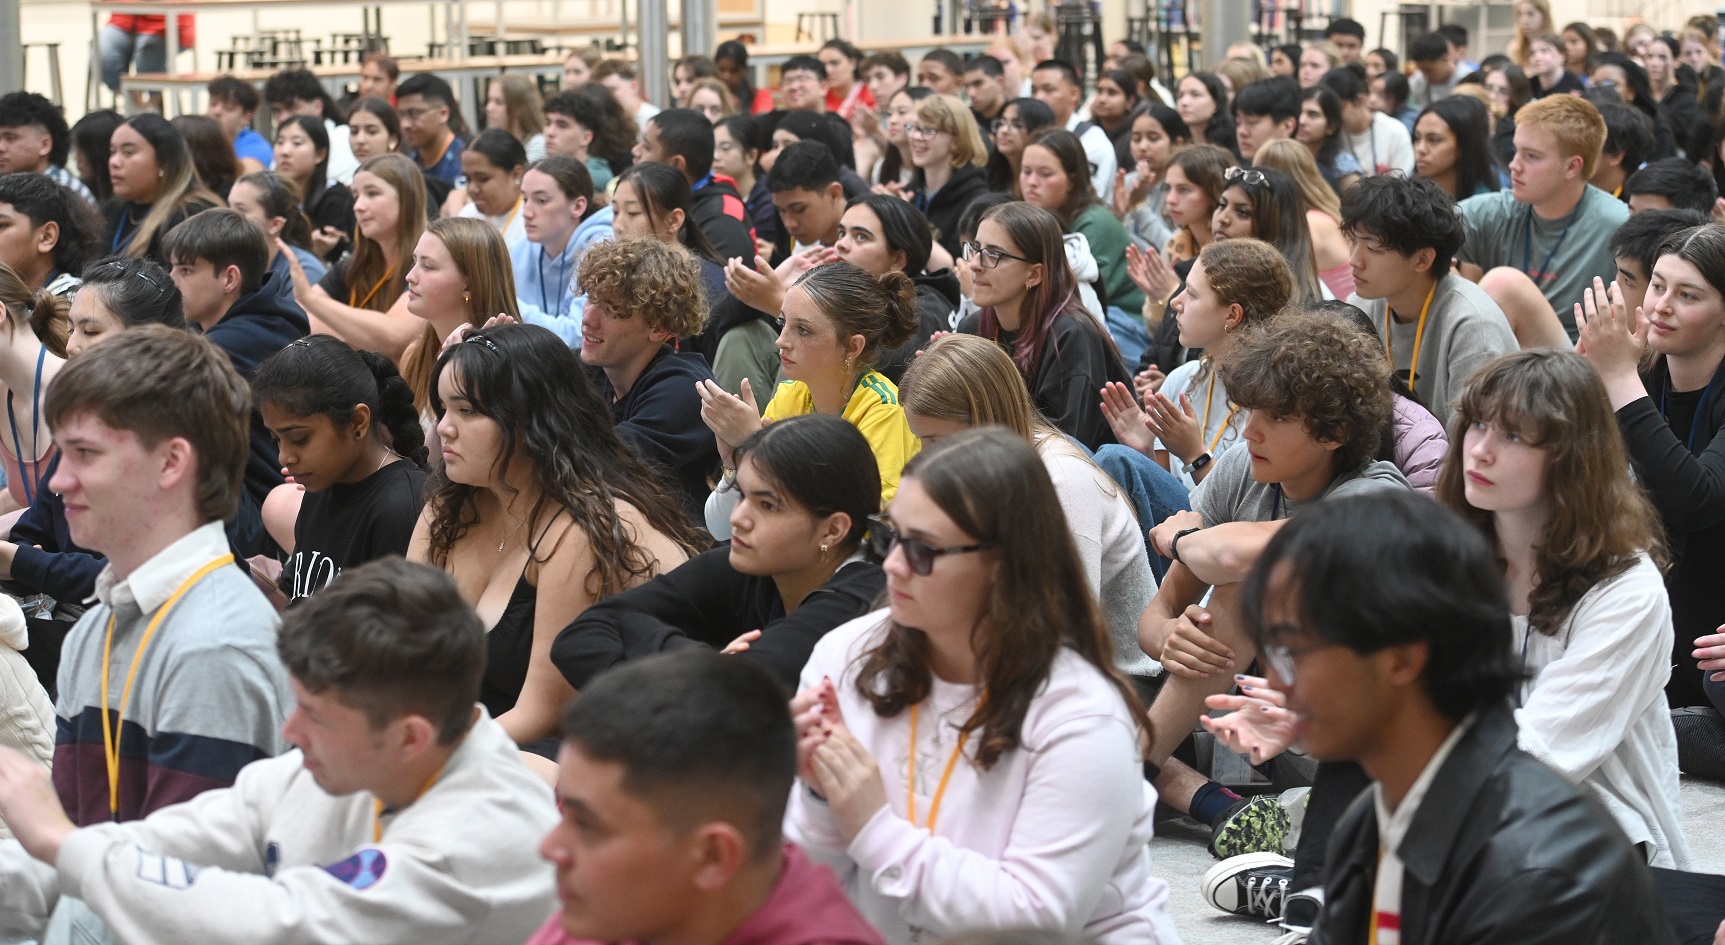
458;196;527;245
1370;715;1476;945
1156;358;1245;490
1344;110;1415;177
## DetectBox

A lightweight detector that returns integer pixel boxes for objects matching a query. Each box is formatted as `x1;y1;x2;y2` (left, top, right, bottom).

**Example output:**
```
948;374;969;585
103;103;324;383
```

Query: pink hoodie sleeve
1393;395;1449;495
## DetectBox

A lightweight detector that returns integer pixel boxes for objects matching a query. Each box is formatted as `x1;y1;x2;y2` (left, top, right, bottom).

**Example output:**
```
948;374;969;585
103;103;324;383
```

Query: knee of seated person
1478;265;1540;302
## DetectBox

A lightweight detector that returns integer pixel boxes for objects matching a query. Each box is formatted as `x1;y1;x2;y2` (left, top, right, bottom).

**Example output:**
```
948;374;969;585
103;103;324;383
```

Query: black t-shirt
1663;383;1706;449
282;460;428;600
318;255;407;309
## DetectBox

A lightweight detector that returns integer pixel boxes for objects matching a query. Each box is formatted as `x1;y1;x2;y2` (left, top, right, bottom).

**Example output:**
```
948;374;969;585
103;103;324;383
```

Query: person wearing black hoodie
576;237;721;523
162;208;309;556
835;194;958;382
904;93;991;260
635;108;756;263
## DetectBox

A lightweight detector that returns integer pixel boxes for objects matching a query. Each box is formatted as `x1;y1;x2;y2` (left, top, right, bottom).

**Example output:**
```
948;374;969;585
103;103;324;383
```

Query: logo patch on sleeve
321;848;388;890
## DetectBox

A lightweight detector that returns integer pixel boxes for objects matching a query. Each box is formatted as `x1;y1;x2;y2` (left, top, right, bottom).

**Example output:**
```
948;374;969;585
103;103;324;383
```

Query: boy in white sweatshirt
0;557;558;945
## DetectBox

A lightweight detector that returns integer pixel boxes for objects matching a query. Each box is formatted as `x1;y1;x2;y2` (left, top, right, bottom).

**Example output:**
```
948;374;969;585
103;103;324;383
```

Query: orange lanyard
1200;363;1240;455
906;703;969;833
373;766;445;842
498;197;522;236
1384;280;1437;391
350;265;397;310
101;554;235;818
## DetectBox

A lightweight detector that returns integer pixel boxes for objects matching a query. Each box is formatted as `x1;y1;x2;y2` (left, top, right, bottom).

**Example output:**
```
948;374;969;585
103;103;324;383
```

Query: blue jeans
1105;304;1150;369
1093;444;1190;582
98;24;168;92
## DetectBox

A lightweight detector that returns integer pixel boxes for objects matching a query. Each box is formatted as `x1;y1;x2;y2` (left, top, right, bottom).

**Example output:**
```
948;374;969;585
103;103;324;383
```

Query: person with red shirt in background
528;650;885;945
98;0;195;110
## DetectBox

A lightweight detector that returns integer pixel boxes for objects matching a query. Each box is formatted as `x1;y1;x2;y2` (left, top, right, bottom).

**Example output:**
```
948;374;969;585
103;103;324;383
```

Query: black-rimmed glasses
960;241;1033;270
866;515;991;575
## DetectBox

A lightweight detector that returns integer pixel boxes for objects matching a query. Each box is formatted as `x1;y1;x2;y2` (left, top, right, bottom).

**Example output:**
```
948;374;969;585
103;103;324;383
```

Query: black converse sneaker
1201;851;1295;919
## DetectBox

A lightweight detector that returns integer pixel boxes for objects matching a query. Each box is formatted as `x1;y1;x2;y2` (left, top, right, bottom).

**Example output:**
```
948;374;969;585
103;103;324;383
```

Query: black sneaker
1201;851;1294;918
1673;707;1725;782
1208;793;1292;859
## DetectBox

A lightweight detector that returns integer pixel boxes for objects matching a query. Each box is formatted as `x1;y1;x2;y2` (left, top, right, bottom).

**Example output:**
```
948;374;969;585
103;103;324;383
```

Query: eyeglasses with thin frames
866;515;991;575
960;241;1033;270
905;124;949;142
1259;640;1335;685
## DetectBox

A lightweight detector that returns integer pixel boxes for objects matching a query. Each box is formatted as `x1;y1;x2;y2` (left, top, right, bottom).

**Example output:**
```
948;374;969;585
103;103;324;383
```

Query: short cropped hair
161;207;270;294
782;54;826;81
1324;18;1365;41
206;75;260;113
1242;490;1520;721
766;139;842;194
1232;76;1301;123
1595;100;1654;172
1609;207;1710;276
0;92;70;167
1515;94;1608;179
1625;157;1720;213
861;52;910;79
1409;32;1451;63
1220;307;1392;473
278;557;486;744
648;108;715;179
1031;59;1082;89
921;48;965;78
1340;175;1465;277
964;54;1005;78
45;324;249;522
560;649;797;860
576;237;708;338
396;73;457;110
1436;23;1469;48
591;58;637;82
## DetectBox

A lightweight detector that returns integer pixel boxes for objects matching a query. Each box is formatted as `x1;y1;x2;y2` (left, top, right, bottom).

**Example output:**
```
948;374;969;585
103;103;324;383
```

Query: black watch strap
1170;526;1202;562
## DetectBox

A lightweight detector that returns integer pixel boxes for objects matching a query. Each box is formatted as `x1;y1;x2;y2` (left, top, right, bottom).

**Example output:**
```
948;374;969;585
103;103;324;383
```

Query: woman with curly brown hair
783;427;1179;945
575;237;719;521
408;323;708;751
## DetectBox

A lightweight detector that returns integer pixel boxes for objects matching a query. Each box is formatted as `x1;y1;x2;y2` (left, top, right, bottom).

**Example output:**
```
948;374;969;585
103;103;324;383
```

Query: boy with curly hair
1138;308;1411;858
577;237;718;521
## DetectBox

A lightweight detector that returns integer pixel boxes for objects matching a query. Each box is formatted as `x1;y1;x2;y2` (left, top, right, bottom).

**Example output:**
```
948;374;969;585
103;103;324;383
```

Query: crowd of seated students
2;13;1725;945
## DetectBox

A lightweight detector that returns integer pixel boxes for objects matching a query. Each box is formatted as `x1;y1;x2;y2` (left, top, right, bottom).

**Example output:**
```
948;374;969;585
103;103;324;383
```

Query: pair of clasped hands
790;676;889;842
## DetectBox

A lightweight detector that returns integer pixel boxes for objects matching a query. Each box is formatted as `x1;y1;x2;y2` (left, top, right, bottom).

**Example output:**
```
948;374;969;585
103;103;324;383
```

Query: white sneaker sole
1201;851;1295;914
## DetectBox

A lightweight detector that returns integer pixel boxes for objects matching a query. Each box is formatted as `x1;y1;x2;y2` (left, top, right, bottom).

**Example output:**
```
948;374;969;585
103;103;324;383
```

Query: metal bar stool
794;12;839;42
21;43;64;106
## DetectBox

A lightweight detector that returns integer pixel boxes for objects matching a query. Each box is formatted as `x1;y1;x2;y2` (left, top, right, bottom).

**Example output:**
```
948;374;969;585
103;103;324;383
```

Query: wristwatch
1169;526;1202;562
1182;452;1213;477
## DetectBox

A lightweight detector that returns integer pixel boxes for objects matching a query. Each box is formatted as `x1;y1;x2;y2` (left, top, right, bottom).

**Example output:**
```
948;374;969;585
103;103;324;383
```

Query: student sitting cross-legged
0;556;558;944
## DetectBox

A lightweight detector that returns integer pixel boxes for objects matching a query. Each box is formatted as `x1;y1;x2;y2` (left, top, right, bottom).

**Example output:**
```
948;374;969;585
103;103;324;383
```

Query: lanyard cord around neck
1199;360;1240;455
101;553;235;818
110;203;141;254
373;765;446;842
1521;187;1586;289
538;242;571;317
1385;280;1438;391
906;702;970;833
497;197;523;237
350;265;398;310
6;345;46;506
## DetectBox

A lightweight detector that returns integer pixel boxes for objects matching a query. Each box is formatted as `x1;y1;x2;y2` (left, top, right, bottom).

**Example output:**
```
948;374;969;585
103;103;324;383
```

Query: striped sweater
52;521;292;825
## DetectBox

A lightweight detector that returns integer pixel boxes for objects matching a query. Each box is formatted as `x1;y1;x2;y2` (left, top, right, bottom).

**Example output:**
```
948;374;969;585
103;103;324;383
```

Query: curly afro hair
575;237;709;338
1219;306;1392;473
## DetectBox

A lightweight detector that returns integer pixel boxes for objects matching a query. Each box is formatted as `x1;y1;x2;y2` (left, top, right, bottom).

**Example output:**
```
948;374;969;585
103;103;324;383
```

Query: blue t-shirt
412;134;466;186
234;128;273;168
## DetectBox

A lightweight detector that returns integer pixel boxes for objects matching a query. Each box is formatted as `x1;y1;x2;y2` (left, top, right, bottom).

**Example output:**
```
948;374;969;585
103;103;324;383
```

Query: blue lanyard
538;244;570;318
1520;188;1586;289
110;204;137;253
7;345;46;506
1660;369;1717;452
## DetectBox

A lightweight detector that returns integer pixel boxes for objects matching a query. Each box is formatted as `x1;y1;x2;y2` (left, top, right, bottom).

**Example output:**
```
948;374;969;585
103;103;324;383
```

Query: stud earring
819;543;830;562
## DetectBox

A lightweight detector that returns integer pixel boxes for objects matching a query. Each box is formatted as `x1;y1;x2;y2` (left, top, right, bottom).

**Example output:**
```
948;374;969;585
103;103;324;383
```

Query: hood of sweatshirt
571;205;615;257
914;267;962;311
206;269;310;377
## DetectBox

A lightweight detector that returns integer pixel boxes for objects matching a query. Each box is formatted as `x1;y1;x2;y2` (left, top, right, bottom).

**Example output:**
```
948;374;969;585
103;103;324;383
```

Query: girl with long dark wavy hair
784;427;1177;944
408;323;707;749
102;113;220;264
1209;165;1325;304
1435;348;1688;868
1413;95;1504;202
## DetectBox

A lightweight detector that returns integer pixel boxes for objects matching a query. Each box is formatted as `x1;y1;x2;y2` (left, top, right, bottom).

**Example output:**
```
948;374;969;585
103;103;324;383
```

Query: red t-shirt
108;0;196;49
526;844;883;945
824;84;876;120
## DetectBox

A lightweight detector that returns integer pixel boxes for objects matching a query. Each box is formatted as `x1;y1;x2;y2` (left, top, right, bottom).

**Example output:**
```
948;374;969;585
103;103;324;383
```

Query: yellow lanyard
101;554;235;818
1384;281;1437;391
350;265;397;310
1200;363;1241;455
498;197;523;236
372;766;445;842
906;703;969;833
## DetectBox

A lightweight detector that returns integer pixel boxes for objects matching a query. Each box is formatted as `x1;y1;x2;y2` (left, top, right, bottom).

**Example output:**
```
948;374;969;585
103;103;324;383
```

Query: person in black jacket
955;201;1130;450
1577;228;1725;719
834;194;958;382
163;209;309;557
905;93;991;260
575;237;720;522
635;108;756;263
552;414;884;691
1240;492;1674;945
